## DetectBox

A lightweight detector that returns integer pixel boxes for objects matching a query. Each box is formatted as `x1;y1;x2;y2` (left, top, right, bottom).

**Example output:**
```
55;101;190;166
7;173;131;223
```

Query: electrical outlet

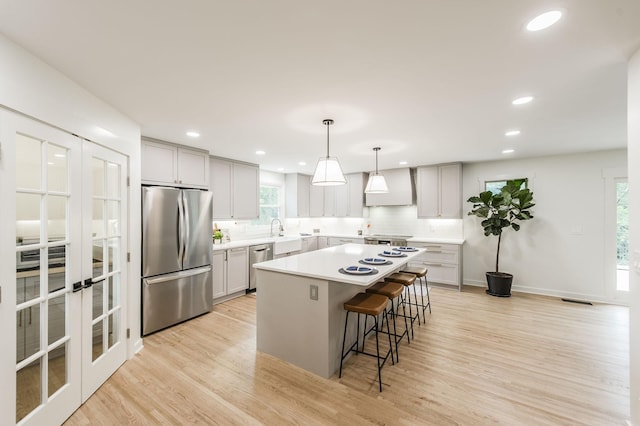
310;285;318;301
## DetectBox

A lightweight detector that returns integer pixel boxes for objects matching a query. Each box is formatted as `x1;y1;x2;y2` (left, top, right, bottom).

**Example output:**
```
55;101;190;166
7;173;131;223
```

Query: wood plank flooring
64;286;629;425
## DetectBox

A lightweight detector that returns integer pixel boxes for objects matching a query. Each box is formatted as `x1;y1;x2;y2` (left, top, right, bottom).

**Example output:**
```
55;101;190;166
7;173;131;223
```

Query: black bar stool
385;272;419;339
400;265;431;323
366;281;409;362
339;292;394;392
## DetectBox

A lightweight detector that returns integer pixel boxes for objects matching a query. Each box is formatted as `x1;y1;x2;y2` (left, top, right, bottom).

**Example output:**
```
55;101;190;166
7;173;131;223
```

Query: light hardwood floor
65;286;629;425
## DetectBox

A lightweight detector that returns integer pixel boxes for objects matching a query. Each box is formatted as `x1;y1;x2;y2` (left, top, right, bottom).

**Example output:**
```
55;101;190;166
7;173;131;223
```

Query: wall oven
16;239;66;271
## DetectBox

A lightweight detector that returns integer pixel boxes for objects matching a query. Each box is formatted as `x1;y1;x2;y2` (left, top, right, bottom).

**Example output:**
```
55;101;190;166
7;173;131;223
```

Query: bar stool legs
339;293;395;392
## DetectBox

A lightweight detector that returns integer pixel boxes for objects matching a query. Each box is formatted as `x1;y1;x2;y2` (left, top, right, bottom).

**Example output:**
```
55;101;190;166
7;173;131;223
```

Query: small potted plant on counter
213;227;223;244
467;179;535;297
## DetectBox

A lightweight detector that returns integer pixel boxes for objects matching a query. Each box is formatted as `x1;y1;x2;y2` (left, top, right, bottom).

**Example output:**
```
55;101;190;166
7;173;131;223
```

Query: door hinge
126;328;130;339
127;252;131;262
0;285;2;303
127;176;130;187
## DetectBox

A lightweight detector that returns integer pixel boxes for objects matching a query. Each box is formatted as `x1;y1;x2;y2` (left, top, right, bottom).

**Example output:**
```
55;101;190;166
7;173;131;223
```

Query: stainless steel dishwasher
248;243;273;293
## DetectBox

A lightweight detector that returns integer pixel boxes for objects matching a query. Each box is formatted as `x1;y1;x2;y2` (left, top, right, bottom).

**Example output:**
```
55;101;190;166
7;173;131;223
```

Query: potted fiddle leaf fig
467;179;535;297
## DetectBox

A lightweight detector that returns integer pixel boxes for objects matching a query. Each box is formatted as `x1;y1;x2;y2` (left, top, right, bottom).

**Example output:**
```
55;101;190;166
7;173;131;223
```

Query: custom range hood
364;167;415;206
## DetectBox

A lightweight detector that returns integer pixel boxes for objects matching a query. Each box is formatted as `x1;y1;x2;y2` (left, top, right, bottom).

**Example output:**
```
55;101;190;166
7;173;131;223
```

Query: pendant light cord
323;119;334;158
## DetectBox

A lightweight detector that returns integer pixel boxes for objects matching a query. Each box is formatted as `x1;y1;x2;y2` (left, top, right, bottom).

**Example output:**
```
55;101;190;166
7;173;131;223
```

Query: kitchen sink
273;236;302;255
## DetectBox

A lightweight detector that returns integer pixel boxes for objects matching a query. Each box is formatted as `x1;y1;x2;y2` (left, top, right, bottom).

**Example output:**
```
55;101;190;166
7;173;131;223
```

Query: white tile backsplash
365;206;463;238
214;205;463;242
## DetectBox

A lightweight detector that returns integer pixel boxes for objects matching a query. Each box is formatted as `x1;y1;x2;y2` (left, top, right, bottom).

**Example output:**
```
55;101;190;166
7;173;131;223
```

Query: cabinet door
323;187;335;217
177;147;209;189
417;166;439;218
232;163;259;219
210;158;233;219
212;250;227;299
333;179;349;217
285;174;310;218
347;173;365;217
439;163;462;218
309;184;324;217
317;236;329;249
141;140;178;185
306;237;318;252
227;247;248;293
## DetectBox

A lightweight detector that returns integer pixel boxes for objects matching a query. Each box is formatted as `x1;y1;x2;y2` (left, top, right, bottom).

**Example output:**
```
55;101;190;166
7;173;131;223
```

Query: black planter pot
485;272;513;297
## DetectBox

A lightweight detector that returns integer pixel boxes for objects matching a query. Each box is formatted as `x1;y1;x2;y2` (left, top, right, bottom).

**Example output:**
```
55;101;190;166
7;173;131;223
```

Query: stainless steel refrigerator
142;186;213;335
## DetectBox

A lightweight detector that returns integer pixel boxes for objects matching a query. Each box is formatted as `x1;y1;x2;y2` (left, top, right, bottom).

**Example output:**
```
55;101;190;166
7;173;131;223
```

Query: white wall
628;48;640;425
0;33;142;357
462;149;627;302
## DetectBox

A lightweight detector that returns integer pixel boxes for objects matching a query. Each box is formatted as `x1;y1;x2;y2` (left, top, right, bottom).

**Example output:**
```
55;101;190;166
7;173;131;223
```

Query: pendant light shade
311;119;346;186
364;147;388;193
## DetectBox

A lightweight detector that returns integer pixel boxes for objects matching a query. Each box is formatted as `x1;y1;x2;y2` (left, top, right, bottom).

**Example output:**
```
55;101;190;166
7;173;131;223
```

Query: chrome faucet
270;218;284;237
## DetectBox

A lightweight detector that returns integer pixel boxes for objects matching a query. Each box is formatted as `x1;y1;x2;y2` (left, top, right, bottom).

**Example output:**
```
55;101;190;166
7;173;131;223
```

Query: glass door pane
81;142;127;401
616;180;629;292
14;124;78;425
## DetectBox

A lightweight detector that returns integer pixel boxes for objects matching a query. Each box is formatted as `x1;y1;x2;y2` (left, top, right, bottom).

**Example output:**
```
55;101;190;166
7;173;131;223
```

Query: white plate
342;265;374;274
379;251;404;257
361;257;387;265
393;246;418;252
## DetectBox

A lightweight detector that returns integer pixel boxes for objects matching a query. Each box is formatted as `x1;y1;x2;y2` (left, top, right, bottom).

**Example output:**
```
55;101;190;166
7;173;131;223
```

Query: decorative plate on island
341;265;376;275
379;250;406;257
360;257;387;265
392;246;418;252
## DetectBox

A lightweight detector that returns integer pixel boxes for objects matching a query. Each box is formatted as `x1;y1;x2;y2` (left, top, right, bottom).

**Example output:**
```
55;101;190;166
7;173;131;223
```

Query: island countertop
253;243;424;286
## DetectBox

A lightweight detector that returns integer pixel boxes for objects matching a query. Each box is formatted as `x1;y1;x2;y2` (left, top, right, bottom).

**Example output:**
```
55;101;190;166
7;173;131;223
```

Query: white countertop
253;243;424;286
407;237;464;245
213;234;463;251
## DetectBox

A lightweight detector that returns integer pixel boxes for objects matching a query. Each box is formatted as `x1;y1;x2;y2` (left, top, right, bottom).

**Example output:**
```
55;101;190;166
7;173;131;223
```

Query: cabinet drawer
412;262;459;285
411;243;459;263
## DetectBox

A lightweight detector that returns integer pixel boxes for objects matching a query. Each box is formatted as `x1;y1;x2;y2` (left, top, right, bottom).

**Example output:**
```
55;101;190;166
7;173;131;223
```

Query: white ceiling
1;0;639;174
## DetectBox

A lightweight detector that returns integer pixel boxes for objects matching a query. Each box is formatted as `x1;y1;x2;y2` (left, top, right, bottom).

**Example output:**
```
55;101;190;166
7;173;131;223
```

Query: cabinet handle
18;310;22;327
427;250;442;253
425;263;443;267
28;307;32;325
73;281;83;293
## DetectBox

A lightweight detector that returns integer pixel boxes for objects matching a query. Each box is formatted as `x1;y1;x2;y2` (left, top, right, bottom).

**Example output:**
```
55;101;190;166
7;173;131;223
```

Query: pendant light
364;147;389;193
311;119;346;186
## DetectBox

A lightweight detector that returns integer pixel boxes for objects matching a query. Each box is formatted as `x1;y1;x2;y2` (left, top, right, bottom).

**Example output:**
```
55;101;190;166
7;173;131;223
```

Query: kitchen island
254;243;424;378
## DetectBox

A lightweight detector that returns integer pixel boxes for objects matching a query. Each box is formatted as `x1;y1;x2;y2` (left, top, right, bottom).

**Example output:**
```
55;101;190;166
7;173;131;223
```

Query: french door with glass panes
1;112;128;425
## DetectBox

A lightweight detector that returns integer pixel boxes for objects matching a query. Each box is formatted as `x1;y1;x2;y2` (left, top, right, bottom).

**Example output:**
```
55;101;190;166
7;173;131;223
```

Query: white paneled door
0;111;128;425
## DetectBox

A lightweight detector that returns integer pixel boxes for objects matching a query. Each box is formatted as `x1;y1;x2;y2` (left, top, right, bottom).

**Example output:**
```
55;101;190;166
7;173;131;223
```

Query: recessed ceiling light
277;167;284;172
256;150;266;155
399;161;408;165
502;149;515;154
298;161;306;166
526;10;562;32
186;131;200;138
505;130;521;137
53;153;66;158
512;96;533;105
47;161;55;165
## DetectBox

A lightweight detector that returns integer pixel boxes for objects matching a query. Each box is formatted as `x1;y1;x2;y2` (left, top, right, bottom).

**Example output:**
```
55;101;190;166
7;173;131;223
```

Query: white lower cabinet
213;247;249;301
408;242;462;290
301;237;318;252
317;236;329;249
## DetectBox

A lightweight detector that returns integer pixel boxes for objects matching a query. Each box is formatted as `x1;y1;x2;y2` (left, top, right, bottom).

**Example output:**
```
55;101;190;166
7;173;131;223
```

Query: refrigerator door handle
143;266;212;285
177;191;186;265
182;191;190;263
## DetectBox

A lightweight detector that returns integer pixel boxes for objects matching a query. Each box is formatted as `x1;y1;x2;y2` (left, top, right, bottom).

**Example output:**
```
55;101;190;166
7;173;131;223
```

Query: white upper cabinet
141;138;210;189
416;162;462;218
210;157;259;220
309;183;325;217
365;168;414;206
285;173;310;218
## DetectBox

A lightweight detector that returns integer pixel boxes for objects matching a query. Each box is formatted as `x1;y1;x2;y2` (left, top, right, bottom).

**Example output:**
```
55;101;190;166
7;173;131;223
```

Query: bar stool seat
400;266;431;321
339;292;394;392
366;281;409;362
385;272;420;337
